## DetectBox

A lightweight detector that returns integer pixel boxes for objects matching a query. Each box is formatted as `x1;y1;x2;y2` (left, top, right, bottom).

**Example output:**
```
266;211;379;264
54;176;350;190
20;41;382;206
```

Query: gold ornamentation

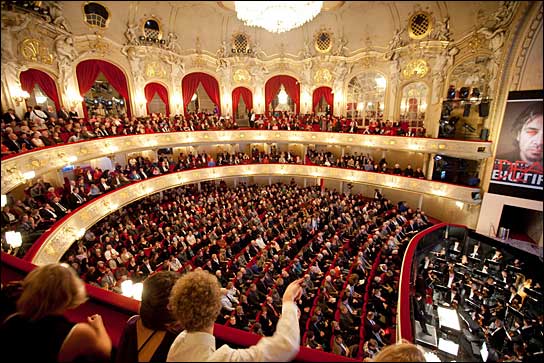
89;32;109;56
233;69;251;83
231;32;250;53
145;61;166;79
314;68;333;84
408;12;433;40
360;56;376;69
192;54;206;68
19;38;54;64
402;59;429;79
468;33;486;53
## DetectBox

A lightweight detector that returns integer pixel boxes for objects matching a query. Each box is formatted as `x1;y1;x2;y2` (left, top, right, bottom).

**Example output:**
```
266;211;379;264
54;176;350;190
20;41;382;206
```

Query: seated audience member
332;335;358;358
167;270;303;361
372;340;426;362
0;264;112;362
116;271;181;363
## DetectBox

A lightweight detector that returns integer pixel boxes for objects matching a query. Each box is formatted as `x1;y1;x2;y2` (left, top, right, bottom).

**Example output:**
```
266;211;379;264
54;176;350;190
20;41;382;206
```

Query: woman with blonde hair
0;263;111;362
372;340;426;362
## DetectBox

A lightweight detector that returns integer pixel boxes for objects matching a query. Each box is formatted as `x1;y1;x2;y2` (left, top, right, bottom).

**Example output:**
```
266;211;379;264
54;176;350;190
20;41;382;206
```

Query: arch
232;87;253;121
312;86;333;115
346;71;387;126
265;75;300;115
76;59;132;119
144;82;170;116
19;68;61;111
182;72;221;116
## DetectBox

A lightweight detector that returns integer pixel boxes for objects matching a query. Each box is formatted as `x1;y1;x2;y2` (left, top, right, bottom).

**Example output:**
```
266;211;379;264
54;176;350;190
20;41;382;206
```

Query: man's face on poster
516;113;543;163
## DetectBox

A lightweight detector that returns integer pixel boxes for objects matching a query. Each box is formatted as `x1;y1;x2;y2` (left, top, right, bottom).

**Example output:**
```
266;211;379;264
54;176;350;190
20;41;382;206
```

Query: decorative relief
468;32;486;53
314;68;333;84
314;29;333;53
408;12;433;40
360;56;377;69
145;61;167;79
402;59;429;79
233;68;251;83
19;38;54;64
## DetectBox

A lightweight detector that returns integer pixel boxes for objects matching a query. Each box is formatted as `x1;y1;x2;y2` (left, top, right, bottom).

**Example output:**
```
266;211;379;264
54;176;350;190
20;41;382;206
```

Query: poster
489;90;543;200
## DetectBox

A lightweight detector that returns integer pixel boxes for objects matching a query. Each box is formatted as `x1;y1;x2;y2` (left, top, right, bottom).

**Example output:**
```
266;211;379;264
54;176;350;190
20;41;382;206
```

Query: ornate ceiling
58;1;503;58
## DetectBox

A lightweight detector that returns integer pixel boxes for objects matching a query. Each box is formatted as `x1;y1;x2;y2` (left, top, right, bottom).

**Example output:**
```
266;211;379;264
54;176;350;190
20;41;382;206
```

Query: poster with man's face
489;91;543;200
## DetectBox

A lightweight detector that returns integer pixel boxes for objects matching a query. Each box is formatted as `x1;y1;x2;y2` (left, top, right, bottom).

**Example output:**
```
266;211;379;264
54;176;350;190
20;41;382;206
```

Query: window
408;12;432;40
314;31;332;53
144;19;161;40
83;2;110;28
346;72;386;127
399;82;428;128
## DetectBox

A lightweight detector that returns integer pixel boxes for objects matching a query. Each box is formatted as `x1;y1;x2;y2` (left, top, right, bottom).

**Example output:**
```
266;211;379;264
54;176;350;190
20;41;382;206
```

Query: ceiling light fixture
277;85;288;104
235;1;323;33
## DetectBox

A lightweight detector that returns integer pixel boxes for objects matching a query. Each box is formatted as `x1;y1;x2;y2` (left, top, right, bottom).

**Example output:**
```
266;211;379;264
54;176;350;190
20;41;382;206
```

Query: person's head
372;340;426;362
17;263;87;321
512;103;543;163
140;271;179;330
169;270;222;332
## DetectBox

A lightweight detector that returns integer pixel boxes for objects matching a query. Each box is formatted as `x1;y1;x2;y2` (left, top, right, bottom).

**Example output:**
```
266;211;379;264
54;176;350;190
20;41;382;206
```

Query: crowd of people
53;181;432;359
417;238;544;361
2;106;427;158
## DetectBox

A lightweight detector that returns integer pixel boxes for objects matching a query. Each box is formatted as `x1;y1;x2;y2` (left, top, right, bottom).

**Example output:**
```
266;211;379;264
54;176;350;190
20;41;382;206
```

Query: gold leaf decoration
402;59;429;80
19;38;54;64
233;69;251;83
314;68;333;84
145;61;167;79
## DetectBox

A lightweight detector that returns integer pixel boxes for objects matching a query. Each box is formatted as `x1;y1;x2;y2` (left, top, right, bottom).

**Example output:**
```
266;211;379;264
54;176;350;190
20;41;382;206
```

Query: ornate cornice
30;164;480;266
1;131;493;193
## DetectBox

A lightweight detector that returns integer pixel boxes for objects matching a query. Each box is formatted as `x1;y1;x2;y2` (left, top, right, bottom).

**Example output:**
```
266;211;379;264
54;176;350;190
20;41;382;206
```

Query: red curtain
265;75;300;115
312;86;334;115
19;69;61;111
182;72;221;115
76;60;131;118
232;87;253;120
144;82;170;116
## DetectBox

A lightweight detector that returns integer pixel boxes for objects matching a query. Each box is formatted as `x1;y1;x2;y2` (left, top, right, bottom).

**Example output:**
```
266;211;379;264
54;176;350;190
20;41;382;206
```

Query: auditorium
1;1;542;362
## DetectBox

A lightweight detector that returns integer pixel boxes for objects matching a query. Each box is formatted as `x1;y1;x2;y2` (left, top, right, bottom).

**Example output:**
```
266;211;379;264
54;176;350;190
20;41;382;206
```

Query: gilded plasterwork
19;38;54;64
233;68;251;83
145;61;167;79
402;59;429;79
314;68;333;84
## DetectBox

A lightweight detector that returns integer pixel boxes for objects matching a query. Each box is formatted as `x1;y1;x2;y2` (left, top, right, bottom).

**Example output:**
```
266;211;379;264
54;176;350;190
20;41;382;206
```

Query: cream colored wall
519;21;543;91
476;193;543;246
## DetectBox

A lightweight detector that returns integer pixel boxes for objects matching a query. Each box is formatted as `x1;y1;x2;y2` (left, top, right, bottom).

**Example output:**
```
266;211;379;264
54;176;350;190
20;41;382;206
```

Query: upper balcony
1;130;492;193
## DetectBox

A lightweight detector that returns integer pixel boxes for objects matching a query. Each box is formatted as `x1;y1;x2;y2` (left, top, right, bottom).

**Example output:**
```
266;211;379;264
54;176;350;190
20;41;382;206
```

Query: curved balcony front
1;131;493;193
25;165;481;266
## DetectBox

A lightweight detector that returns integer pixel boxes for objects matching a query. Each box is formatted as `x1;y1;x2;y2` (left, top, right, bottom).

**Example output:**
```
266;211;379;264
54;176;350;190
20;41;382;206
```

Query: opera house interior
0;1;543;362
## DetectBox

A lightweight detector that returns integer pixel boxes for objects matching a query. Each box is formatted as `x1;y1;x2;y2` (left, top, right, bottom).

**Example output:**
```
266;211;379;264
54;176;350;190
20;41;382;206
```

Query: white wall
476;192;543;246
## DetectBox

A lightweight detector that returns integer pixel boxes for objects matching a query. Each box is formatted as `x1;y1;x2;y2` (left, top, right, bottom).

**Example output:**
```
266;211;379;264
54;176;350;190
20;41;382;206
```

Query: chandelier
278;84;289;104
234;1;323;34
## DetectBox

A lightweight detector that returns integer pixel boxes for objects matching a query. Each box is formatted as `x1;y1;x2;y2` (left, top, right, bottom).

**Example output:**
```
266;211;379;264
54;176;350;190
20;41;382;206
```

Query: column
302;144;307;164
234;178;237;188
426;153;435;181
303;178;307;187
418;194;423;210
341;146;345;157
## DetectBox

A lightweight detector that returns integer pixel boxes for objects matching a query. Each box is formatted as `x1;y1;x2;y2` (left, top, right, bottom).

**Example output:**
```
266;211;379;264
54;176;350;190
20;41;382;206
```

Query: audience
0;263;112;362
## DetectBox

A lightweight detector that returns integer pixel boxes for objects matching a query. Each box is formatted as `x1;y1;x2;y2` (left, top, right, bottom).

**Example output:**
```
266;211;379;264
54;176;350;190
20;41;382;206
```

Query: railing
1;130;493;193
0;252;357;362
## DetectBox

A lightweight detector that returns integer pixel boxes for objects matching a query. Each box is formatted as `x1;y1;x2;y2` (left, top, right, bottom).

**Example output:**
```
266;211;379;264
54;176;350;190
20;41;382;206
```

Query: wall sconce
13;89;30;106
22;171;36;180
420;102;428;112
5;231;22;249
121;280;143;301
71;95;84;107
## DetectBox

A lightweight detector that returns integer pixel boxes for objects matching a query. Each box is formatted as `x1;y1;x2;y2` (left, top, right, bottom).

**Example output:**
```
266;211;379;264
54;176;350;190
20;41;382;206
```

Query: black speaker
447;86;456;99
479;102;490;117
460;87;470;99
463;103;471;117
480;128;490;141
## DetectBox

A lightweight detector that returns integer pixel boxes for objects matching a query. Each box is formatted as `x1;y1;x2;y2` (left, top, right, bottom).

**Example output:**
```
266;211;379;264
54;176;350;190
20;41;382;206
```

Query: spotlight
139;35;145;42
459;87;470;99
471;88;480;98
447;85;456;99
160;39;166;44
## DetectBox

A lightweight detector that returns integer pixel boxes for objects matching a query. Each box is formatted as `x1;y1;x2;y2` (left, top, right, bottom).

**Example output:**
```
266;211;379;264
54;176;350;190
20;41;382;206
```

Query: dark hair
140;271;179;330
511;103;543;147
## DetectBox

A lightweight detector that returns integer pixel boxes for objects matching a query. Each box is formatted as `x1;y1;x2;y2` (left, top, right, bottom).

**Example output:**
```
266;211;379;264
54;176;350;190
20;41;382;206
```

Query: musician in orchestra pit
470;242;481;259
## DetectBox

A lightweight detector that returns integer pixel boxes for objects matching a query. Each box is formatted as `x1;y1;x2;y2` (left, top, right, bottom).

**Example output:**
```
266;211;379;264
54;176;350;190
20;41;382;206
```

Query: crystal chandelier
235;1;323;34
278;85;288;104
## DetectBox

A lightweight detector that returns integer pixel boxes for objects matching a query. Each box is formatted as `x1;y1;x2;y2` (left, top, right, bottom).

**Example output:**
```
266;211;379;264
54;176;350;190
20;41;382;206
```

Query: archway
182;72;221;116
265;75;300;115
232;87;253;123
144;82;170;116
19;69;61;112
312;86;333;116
76;59;131;119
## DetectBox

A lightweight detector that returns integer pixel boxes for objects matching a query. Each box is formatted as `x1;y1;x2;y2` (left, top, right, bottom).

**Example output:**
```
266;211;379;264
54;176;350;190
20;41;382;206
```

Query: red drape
144;82;170;116
312;86;334;115
232;87;253;120
265;75;300;115
182;72;221;116
19;69;61;111
76;60;131;118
